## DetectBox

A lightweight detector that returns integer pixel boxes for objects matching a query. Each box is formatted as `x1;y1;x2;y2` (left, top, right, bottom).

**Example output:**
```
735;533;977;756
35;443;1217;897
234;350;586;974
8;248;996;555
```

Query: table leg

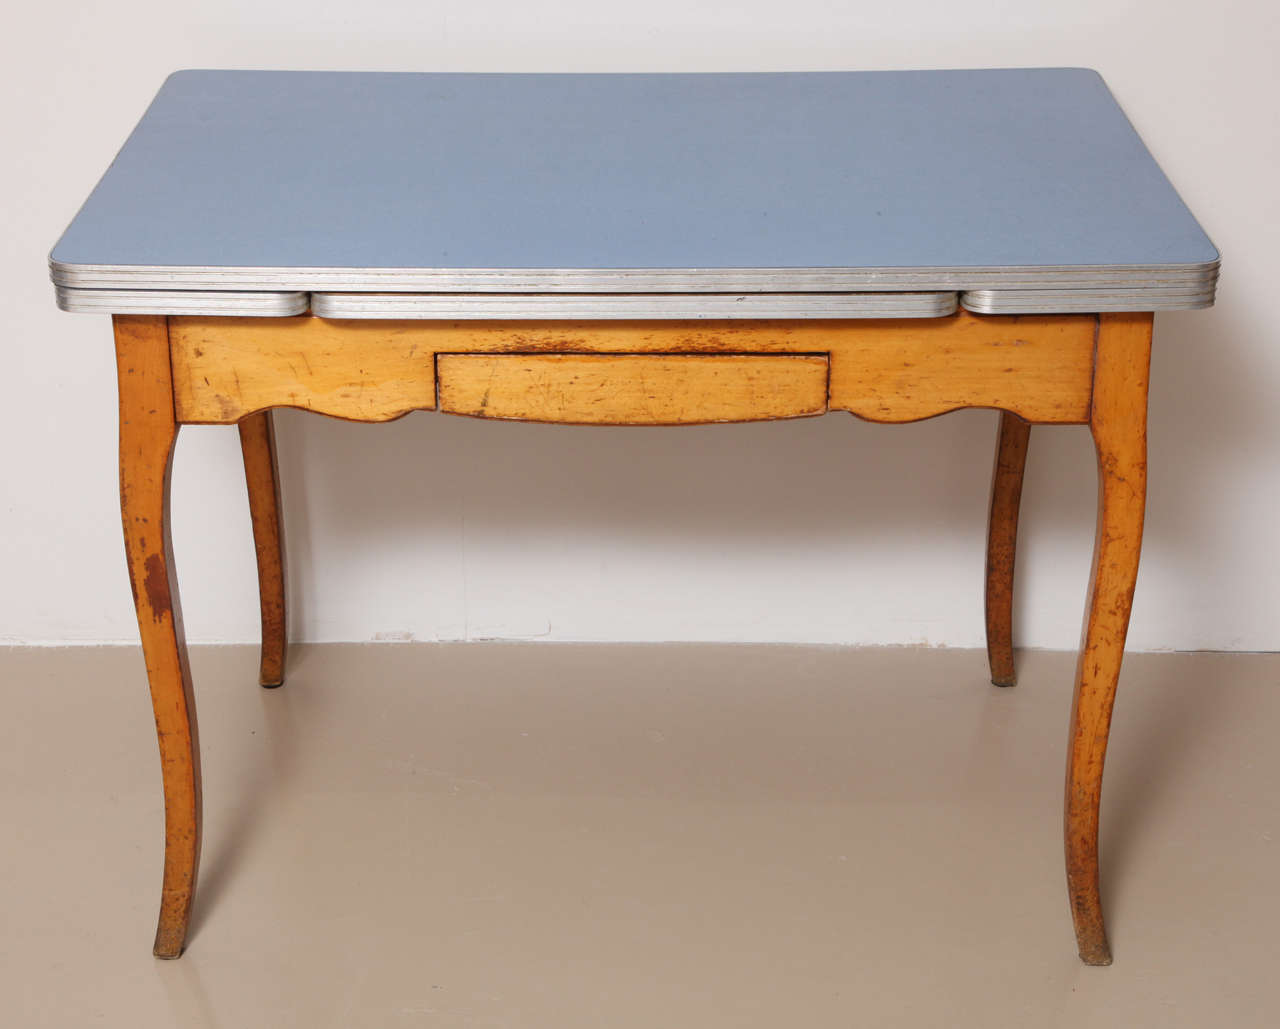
238;411;287;688
985;412;1031;686
115;315;202;958
1064;312;1153;965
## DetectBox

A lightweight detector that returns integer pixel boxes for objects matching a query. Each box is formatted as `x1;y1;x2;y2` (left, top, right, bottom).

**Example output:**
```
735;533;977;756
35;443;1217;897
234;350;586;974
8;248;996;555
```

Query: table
50;68;1219;965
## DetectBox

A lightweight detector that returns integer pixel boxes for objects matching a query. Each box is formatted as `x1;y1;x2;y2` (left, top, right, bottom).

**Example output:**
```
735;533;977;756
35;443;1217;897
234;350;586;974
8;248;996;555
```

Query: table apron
166;312;1097;426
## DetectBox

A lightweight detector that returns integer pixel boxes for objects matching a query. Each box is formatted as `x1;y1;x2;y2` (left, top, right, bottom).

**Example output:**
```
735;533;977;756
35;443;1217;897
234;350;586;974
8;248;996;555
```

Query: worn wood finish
237;411;287;687
437;353;829;424
985;412;1032;686
169;317;437;423
115;314;202;958
827;313;1094;423
1064;311;1153;965
168;312;1095;426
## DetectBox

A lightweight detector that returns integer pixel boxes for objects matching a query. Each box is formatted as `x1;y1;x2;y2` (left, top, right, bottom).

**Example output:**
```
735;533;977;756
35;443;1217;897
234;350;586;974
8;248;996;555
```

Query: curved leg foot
985;412;1031;687
115;315;202;958
1064;313;1152;966
238;411;287;688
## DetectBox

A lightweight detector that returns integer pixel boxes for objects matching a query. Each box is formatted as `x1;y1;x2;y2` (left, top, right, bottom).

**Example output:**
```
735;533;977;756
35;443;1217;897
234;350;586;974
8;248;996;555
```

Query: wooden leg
238;411;288;688
1064;312;1153;965
985;412;1031;686
115;315;201;959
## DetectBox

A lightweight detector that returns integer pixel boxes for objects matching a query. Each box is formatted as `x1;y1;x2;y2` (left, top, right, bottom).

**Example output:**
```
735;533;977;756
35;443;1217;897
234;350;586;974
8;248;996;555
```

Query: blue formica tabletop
50;68;1218;314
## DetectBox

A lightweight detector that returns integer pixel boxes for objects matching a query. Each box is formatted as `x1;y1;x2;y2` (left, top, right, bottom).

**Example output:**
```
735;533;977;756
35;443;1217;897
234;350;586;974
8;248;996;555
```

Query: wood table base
113;310;1152;962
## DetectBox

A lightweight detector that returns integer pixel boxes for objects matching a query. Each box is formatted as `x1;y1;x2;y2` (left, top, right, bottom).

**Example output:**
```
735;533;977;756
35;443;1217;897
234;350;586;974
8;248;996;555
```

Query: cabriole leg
238;411;287;688
985;411;1031;686
1064;312;1153;965
115;314;201;958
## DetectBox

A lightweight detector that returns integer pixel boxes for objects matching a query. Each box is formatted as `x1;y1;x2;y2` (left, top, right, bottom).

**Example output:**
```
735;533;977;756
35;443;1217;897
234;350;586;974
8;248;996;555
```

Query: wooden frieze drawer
436;353;830;425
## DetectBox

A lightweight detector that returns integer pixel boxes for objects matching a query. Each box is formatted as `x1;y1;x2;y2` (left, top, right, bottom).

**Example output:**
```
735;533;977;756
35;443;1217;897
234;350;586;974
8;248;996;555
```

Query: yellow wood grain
437;353;829;424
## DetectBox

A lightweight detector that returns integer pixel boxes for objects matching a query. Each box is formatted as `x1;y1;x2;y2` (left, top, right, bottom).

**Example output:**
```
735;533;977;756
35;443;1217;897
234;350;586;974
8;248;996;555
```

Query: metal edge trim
309;291;958;320
54;286;310;316
960;287;1216;314
49;258;1222;294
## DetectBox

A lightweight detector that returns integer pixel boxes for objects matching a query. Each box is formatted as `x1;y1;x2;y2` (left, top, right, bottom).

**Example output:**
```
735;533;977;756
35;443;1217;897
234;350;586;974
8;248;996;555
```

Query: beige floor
2;644;1278;1028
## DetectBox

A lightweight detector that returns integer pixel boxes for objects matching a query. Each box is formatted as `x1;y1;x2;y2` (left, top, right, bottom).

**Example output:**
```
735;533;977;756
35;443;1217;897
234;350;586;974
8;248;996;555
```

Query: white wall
2;1;1277;649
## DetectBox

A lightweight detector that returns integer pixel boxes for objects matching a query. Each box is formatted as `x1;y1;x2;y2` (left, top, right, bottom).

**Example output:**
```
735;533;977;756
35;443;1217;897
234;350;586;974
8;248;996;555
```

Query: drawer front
436;353;829;425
